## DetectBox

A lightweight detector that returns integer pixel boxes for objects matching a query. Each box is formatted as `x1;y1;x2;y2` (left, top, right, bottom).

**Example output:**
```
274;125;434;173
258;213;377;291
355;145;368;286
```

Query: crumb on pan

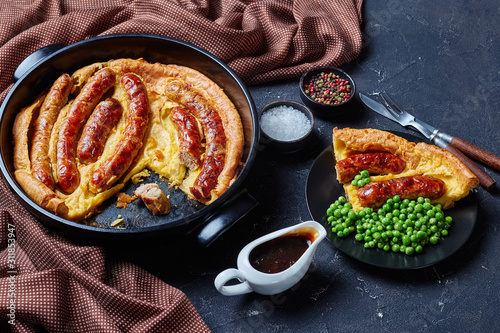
116;192;137;208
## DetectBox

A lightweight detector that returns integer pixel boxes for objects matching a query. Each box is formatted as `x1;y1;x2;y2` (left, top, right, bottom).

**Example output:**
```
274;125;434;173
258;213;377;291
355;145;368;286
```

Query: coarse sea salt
260;105;312;141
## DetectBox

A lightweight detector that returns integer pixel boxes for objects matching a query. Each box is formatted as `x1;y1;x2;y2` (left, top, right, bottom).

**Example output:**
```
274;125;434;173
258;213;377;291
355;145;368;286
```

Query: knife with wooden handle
449;137;500;171
359;93;498;191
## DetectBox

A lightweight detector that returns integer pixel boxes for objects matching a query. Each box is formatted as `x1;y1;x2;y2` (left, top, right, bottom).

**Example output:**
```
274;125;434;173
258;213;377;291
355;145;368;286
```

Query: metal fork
377;92;436;140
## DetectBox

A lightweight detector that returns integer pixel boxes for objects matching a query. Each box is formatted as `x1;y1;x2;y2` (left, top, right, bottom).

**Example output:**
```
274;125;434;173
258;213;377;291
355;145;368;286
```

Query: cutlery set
359;93;500;191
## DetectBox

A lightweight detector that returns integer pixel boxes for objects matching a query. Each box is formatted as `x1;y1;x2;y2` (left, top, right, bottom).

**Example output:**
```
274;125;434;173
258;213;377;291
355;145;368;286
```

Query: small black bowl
299;66;356;118
259;100;314;154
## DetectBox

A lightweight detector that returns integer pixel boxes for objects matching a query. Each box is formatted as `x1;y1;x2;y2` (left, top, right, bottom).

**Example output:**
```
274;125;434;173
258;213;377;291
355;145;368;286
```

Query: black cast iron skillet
0;34;259;246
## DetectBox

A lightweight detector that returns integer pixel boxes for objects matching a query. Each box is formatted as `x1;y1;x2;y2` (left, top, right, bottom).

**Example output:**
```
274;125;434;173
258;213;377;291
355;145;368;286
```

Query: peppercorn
303;71;352;104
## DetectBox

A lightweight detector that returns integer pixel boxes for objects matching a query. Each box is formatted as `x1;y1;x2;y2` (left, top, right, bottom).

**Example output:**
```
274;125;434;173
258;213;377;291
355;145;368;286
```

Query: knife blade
359;93;440;141
359;93;498;191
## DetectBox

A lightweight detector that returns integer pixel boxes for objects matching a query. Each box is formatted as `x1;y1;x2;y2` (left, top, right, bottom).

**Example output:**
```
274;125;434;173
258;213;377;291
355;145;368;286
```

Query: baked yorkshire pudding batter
332;127;479;211
13;58;244;221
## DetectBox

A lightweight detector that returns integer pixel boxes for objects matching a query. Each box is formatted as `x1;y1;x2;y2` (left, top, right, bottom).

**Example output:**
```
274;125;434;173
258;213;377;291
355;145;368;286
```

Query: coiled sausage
357;175;446;208
77;97;123;164
89;73;149;194
56;67;116;193
164;79;226;201
30;74;73;189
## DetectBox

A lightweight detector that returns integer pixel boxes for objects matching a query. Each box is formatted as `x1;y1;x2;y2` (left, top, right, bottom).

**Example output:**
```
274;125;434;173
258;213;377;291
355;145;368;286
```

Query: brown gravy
249;233;314;274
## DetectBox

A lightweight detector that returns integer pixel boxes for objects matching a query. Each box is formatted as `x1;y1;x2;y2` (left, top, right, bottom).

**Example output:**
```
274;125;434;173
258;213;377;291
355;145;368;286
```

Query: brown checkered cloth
0;0;362;332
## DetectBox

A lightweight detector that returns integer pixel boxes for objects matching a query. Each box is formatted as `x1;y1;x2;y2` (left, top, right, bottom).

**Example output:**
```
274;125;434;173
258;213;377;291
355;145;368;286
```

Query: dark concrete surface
112;1;500;332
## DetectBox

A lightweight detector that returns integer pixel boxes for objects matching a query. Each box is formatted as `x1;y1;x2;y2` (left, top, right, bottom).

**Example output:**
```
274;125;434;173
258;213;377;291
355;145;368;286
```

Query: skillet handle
13;43;67;83
194;188;258;247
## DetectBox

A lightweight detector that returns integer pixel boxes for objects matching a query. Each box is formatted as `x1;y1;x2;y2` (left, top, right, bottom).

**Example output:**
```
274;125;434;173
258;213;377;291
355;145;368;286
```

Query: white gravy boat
214;220;326;296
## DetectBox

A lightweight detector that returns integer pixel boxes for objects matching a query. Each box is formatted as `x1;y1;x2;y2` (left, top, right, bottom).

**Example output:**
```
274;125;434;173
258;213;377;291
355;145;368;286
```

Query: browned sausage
89;73;149;194
77;97;123;164
357;175;447;208
56;68;116;193
30;74;73;189
169;106;202;170
134;183;171;215
164;79;226;201
336;152;406;183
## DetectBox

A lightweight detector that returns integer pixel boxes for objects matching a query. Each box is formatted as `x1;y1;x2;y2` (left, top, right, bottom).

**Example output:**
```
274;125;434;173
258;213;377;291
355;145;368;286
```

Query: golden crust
332;127;479;211
12;58;245;221
333;127;419;170
12;94;45;172
413;142;479;208
14;170;68;216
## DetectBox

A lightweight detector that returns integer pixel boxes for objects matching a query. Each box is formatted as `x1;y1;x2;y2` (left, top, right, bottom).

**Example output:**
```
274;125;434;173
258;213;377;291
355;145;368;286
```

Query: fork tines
379;93;404;117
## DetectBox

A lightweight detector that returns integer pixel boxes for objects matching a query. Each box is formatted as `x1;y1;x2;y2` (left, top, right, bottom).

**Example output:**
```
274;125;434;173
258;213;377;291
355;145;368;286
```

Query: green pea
417;231;427;241
414;204;423;212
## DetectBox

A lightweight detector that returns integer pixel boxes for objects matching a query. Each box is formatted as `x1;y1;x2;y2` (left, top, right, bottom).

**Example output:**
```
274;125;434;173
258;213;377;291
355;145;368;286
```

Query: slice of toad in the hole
332;127;479;212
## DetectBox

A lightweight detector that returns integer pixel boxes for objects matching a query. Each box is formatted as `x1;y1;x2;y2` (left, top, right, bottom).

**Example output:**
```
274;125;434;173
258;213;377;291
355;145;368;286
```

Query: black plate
306;133;478;269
